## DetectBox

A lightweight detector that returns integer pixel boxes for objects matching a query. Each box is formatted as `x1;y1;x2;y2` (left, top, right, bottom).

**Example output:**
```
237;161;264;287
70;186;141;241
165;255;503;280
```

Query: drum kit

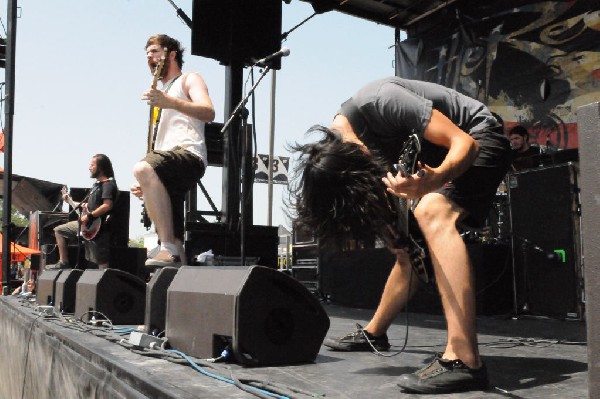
478;175;511;244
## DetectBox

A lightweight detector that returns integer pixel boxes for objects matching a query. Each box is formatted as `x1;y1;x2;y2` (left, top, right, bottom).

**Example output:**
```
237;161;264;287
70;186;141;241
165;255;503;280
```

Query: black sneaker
397;355;489;394
323;323;390;352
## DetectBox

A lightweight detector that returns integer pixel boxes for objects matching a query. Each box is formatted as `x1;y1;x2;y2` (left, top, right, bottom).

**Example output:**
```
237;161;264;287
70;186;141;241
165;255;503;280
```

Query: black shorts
54;220;111;265
437;138;511;228
143;146;206;240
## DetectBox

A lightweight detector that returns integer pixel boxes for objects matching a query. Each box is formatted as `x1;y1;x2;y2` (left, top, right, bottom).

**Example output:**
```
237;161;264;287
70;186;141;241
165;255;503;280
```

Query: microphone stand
68;190;93;270
221;64;271;136
69;201;85;270
220;64;272;266
165;0;192;28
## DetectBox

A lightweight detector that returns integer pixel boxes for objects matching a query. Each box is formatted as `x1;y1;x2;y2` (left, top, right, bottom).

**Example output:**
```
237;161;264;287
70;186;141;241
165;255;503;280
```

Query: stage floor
0;296;588;398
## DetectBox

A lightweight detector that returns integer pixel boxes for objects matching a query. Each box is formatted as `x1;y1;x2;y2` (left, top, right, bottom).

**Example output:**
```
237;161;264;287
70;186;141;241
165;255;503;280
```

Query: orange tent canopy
0;232;40;264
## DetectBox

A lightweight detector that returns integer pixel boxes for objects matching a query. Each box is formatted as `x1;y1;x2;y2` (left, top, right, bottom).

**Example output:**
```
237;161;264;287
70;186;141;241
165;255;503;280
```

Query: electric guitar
141;48;167;229
147;48;166;153
61;186;101;241
393;134;432;284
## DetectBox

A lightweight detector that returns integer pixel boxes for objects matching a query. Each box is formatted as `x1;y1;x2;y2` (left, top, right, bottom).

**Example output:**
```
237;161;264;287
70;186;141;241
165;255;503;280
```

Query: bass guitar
61;186;101;241
141;48;167;229
393;134;433;284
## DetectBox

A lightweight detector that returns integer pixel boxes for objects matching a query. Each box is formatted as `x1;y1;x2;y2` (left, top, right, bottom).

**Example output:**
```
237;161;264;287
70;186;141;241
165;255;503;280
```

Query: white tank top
155;73;207;168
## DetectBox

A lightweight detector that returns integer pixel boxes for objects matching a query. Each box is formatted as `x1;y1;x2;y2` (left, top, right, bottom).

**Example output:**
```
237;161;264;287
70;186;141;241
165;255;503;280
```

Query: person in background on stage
508;125;541;171
131;34;215;268
289;77;511;394
46;154;118;270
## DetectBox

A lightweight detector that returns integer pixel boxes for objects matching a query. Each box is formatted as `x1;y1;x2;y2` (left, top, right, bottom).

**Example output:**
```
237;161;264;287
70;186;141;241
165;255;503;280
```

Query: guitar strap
151;74;181;151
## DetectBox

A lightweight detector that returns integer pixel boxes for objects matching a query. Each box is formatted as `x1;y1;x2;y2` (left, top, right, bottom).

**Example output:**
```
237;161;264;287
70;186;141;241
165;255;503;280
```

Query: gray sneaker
44;260;70;270
397;355;489;394
145;255;182;268
323;324;390;352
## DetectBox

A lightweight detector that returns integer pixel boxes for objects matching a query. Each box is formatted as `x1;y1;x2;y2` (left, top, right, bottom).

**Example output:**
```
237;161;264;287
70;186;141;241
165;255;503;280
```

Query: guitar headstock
151;48;167;89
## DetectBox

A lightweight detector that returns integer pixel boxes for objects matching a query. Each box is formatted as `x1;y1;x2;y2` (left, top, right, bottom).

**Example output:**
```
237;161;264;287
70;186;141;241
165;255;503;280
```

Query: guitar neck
66;198;82;216
146;49;166;154
147;106;155;153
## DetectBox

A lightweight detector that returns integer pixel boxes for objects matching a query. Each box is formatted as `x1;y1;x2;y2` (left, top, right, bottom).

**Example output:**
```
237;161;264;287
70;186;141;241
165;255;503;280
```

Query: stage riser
0;299;154;399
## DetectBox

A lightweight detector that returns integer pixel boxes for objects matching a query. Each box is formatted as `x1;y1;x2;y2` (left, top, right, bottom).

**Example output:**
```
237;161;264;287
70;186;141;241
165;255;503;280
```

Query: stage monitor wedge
37;269;64;306
166;265;330;366
54;268;84;314
144;266;179;335
75;269;146;325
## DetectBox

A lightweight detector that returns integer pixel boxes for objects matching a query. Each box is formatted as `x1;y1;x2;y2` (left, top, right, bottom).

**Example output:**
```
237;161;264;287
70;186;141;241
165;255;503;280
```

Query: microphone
253;47;290;66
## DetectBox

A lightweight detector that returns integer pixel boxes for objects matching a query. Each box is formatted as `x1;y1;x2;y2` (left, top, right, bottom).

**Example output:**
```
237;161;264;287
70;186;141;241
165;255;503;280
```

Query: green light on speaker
554;249;566;263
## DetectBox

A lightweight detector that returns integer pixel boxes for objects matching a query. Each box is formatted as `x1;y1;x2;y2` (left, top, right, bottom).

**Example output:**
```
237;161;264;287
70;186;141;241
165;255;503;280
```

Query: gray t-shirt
338;77;509;167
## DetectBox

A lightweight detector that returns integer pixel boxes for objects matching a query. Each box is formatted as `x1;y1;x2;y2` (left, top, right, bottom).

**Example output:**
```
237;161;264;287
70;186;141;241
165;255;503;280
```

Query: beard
149;57;169;79
160;57;171;79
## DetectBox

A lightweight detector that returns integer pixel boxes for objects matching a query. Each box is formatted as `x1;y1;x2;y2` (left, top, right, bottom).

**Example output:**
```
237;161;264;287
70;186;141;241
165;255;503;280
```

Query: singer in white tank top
132;34;215;268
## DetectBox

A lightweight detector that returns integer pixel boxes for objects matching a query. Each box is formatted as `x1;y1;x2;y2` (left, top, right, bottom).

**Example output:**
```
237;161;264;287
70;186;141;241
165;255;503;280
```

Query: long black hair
287;125;398;249
94;153;115;179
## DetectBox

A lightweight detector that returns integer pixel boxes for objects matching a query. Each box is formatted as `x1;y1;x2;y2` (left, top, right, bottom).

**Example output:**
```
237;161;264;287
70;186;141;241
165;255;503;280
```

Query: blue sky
2;0;397;240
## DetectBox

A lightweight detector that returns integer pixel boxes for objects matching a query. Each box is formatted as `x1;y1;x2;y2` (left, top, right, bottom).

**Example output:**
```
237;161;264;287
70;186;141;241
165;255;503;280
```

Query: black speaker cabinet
75;269;146;325
577;101;599;398
508;163;582;318
144;267;179;335
37;269;64;306
470;243;514;316
166;265;330;366
185;223;278;269
191;0;282;69
30;253;41;271
319;244;513;316
54;269;84;314
320;248;396;310
110;246;148;280
28;211;68;268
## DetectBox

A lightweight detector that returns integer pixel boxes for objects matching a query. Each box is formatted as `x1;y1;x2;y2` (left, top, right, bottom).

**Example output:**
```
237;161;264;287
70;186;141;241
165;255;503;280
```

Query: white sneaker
147;244;161;259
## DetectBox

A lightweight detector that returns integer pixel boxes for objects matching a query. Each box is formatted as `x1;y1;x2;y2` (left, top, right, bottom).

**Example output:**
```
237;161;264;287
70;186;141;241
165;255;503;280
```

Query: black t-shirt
338;77;510;167
87;178;118;216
